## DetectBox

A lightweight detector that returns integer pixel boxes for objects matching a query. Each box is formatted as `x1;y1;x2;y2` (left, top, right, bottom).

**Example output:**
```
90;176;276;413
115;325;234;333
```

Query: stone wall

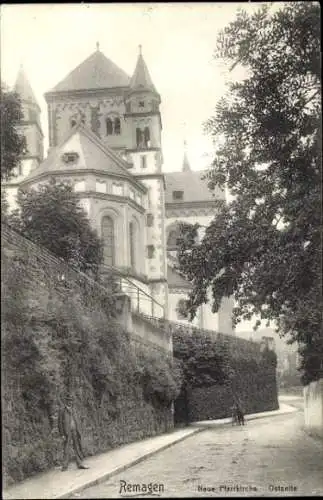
304;379;323;439
131;311;172;352
1;225;174;487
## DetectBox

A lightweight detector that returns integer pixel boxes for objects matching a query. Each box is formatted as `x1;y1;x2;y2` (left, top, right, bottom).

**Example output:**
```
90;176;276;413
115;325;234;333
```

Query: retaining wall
1;225;173;487
304;379;323;439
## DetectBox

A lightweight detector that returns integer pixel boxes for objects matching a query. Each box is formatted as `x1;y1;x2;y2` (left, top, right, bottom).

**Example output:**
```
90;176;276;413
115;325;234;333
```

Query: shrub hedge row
173;327;279;423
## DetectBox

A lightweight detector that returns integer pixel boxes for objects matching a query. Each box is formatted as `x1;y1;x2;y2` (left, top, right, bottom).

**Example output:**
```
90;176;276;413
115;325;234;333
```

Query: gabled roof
49;49;130;93
165;170;224;204
14;65;40;108
21;123;146;192
129;48;157;93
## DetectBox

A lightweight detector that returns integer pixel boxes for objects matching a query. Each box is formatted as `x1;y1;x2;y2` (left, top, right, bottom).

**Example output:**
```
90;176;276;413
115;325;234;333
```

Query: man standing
231;398;245;426
58;395;89;471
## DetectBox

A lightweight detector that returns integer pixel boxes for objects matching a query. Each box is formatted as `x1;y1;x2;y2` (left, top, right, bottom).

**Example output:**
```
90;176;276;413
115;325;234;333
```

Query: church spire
14;64;40;108
182;140;191;172
129;45;158;93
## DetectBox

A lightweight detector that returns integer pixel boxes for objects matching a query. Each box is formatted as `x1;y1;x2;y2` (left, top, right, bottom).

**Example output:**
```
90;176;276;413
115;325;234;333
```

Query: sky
1;2;263;173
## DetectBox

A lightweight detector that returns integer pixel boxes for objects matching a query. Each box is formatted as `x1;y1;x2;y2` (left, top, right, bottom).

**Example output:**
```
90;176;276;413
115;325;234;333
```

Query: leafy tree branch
177;2;321;384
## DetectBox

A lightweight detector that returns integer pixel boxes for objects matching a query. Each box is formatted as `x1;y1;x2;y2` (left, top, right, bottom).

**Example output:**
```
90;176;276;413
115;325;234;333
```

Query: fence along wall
1;224;171;353
1;225;173;487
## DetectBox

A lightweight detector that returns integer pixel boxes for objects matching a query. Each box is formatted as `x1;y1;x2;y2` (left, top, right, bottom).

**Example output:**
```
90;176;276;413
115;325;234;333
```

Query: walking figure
58;395;89;471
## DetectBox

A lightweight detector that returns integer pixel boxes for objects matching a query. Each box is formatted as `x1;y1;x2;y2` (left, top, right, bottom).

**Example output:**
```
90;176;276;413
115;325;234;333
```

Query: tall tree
0;85;26;181
1;85;27;221
8;179;103;276
177;3;321;384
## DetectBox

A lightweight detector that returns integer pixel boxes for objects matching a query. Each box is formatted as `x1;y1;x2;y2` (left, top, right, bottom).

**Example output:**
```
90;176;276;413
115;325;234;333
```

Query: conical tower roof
49;46;130;93
129;46;158;93
14;65;40;108
182;141;191;172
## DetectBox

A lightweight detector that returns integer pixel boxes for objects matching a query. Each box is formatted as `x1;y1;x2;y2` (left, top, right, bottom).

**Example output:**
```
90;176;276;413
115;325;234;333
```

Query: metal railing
137;315;262;357
2;223;165;320
100;264;165;319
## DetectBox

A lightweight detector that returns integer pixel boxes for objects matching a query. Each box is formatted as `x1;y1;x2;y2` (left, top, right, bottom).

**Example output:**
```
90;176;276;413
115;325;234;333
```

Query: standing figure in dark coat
58;395;89;471
231;399;245;426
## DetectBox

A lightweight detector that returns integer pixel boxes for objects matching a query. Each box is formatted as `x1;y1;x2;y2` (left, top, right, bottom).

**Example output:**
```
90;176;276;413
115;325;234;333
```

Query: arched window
146;213;154;227
141;155;147;169
106;118;113;136
102;216;115;266
147;245;155;259
144;127;150;147
136;128;142;147
114;117;121;135
129;221;136;269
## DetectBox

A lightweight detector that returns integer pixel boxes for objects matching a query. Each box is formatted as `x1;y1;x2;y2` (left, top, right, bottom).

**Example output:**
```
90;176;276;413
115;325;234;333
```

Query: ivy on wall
172;325;278;423
173;330;230;389
2;230;182;486
135;351;183;408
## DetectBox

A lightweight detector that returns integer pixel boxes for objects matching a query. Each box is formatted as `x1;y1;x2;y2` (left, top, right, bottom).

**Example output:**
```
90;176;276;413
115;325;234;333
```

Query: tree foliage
177;3;321;384
135;352;183;408
0;85;26;181
173;330;229;389
8;179;103;276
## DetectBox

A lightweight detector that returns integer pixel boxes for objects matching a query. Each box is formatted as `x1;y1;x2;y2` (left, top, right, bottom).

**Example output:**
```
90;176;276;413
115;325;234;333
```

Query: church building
4;45;233;334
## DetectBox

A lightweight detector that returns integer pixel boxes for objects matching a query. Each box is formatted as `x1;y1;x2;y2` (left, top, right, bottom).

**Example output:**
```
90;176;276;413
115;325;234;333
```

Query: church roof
22;123;145;191
165;170;224;204
14;65;40;108
49;49;130;93
129;48;157;93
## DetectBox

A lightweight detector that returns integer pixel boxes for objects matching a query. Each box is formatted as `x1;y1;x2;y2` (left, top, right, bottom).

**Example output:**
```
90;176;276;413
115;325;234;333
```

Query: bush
134;350;183;408
173;329;229;389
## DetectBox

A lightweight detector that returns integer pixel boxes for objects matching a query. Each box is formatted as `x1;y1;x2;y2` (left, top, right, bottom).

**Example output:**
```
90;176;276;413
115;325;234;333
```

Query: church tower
4;66;44;211
14;65;44;172
125;46;168;313
124;45;162;173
